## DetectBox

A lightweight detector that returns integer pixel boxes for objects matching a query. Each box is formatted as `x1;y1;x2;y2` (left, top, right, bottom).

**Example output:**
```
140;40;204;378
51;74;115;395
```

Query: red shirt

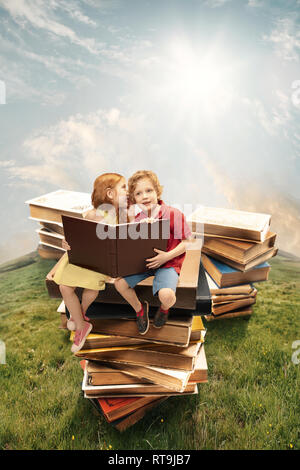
135;200;192;274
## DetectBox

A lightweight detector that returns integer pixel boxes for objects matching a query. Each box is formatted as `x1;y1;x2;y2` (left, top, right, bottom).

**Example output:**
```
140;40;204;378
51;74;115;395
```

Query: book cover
187;206;271;242
202;254;271;287
62;215;169;277
26;190;93;223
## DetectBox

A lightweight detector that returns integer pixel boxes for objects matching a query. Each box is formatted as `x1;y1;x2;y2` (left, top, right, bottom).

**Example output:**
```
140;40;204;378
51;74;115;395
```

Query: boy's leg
158;288;176;310
114;273;151;335
152;268;178;328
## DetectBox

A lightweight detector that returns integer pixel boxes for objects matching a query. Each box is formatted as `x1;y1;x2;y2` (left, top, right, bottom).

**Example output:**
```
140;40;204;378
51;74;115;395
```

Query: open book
62;215;169;277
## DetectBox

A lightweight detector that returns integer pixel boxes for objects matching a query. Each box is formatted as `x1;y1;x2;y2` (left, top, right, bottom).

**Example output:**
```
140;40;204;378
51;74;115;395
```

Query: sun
157;38;237;121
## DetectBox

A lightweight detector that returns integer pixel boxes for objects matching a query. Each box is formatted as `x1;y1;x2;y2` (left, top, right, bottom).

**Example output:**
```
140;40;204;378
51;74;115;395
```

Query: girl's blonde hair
91;173;124;208
128;170;163;204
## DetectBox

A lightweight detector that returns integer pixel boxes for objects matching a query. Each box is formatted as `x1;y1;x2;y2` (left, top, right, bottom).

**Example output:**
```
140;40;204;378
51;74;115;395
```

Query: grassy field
0;252;299;450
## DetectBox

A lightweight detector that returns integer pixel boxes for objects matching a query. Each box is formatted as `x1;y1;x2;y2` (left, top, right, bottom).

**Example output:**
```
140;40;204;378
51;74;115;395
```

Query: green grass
0;253;299;450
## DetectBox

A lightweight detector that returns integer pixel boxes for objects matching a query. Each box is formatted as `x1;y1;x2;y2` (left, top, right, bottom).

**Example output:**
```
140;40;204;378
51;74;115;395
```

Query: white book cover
25;189;92;213
188;206;270;231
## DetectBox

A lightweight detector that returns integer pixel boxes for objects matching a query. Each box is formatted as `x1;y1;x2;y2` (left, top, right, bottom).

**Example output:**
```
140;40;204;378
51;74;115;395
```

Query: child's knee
59;284;75;297
158;288;176;306
114;278;128;293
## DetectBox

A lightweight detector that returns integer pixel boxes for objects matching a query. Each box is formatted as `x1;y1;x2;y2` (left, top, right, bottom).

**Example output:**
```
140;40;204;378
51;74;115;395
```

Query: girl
53;173;128;353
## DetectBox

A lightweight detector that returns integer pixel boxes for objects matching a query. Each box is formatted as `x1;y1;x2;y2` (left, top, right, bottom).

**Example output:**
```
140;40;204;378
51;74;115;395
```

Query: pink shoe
71;321;93;354
67;310;90;331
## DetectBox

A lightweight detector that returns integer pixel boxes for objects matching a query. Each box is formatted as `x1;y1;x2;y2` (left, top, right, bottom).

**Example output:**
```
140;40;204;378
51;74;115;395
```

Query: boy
114;170;193;335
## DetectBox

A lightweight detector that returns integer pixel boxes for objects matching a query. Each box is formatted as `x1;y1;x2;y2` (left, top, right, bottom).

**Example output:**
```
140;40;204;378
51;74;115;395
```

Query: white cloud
5;107;151;190
0;55;66;105
263;17;300;62
203;0;232;7
247;0;264;7
0;160;15;167
0;0;100;54
242;89;292;136
197;152;300;257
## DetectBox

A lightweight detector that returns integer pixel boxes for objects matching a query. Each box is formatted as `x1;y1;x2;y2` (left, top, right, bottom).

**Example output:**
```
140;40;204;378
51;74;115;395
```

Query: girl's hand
62;238;71;251
146;248;169;269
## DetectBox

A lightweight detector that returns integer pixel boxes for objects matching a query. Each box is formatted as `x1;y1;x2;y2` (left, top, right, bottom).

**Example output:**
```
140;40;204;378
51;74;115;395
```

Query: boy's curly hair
128;170;163;204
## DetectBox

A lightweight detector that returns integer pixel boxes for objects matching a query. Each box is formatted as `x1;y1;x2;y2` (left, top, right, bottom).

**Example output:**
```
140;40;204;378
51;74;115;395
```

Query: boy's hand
146;248;169;269
62;239;71;251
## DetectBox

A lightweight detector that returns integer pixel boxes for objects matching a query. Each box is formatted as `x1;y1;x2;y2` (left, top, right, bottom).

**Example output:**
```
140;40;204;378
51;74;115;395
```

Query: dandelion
269;424;272;427
109;445;112;450
72;435;75;441
289;443;293;449
161;418;164;423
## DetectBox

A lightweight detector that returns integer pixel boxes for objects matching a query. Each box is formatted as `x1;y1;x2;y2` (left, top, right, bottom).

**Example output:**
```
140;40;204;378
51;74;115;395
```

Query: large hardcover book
188;206;271;242
82;366;199;397
205;307;253;321
103;344;208;392
202;246;278;272
201;254;271;287
84;314;206;348
76;341;202;371
37;228;64;249
86;362;146;386
62;215;169;277
38;243;64;260
38;220;64;236
26;190;92;223
202;231;276;264
89;397;168;432
212;295;256;316
205;272;253;295
46;250;210;312
96;397;161;422
95;396;160;422
69;314;206;349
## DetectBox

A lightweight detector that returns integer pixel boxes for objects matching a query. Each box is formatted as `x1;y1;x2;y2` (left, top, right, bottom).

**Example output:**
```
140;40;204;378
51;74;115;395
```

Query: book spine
107;235;118;278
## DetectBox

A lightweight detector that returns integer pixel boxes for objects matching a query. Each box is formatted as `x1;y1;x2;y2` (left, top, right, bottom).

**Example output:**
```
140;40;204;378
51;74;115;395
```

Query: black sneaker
136;301;149;335
153;308;169;329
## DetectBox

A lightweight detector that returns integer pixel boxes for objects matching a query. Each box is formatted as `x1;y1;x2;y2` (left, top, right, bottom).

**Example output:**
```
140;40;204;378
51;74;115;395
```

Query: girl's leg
59;285;85;331
81;288;99;315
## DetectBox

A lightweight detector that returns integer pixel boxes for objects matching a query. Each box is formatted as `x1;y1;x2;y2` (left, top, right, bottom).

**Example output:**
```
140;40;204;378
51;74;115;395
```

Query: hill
0;252;299;450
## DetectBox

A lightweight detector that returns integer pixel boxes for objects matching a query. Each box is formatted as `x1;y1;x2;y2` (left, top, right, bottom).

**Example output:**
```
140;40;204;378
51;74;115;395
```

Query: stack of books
187;206;278;321
28;190;212;431
47;246;209;431
25;190;93;260
64;301;208;431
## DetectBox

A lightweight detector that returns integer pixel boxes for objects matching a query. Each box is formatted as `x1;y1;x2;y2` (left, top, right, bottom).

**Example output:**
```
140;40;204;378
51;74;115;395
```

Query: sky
0;0;300;263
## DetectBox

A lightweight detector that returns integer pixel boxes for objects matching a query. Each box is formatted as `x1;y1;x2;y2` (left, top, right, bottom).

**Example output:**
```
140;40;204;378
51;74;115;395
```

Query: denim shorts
123;267;179;296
